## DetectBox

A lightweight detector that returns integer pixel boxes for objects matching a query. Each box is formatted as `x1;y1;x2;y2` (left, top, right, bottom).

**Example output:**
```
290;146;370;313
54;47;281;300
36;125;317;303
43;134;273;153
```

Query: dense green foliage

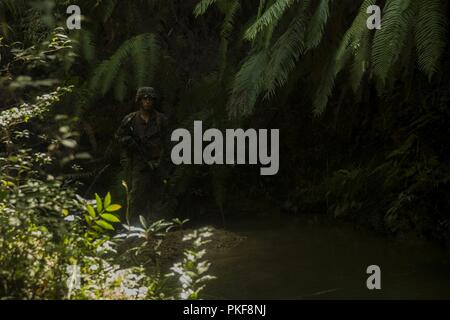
1;0;449;299
0;4;215;299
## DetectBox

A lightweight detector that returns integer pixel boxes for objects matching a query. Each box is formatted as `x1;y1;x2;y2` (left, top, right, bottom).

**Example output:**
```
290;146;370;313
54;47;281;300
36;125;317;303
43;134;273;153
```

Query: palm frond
312;48;348;116
90;33;160;97
371;0;414;85
194;0;221;17
244;0;297;41
220;0;241;39
414;0;447;80
305;0;332;50
76;30;96;63
336;0;376;62
350;29;371;92
132;33;160;87
264;0;311;97
217;0;241;76
312;0;374;115
228;50;270;118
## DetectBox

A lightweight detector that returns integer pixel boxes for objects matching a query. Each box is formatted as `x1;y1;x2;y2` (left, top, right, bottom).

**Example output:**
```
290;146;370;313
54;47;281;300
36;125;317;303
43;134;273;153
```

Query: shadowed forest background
1;0;450;299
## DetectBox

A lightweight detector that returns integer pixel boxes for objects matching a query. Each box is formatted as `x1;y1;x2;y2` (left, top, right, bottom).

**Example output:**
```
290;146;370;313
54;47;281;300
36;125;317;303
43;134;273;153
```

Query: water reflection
203;217;450;299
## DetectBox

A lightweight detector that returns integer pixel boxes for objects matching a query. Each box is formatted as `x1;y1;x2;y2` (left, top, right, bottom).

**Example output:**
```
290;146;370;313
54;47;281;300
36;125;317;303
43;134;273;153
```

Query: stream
202;216;450;299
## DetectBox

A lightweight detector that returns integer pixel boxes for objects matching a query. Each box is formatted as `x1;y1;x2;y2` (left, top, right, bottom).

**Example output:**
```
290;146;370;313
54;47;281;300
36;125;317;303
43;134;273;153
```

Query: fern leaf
336;0;376;62
220;0;240;39
132;33;160;86
350;29;371;92
264;1;311;97
228;50;270;118
414;0;447;80
312;49;346;116
312;0;374;115
305;0;332;50
194;0;220;17
79;30;95;63
371;0;414;85
244;0;297;41
90;33;160;97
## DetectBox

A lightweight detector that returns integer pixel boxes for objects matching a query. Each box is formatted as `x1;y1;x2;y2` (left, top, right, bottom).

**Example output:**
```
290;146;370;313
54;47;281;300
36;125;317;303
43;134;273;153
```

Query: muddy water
202;217;450;299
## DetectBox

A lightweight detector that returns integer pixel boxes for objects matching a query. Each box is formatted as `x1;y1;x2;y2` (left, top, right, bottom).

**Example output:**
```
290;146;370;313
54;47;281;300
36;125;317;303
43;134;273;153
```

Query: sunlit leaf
95;220;115;231
101;213;120;223
95;193;103;212
104;192;111;208
139;215;148;229
86;204;96;218
106;204;121;212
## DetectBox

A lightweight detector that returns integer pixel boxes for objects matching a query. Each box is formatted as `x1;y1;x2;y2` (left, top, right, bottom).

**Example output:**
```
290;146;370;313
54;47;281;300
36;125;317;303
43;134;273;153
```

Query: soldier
115;87;169;223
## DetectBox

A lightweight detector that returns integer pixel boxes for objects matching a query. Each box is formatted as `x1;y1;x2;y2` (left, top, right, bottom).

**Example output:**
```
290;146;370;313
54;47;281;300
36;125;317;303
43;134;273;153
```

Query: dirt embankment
117;227;246;269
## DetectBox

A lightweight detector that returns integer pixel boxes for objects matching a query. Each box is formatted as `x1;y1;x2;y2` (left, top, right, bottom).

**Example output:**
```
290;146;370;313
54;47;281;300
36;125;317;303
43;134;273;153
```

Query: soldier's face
140;98;154;111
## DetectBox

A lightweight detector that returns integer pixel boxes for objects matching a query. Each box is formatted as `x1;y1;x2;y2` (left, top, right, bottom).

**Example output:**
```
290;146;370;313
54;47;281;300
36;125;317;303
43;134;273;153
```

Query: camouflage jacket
115;111;169;162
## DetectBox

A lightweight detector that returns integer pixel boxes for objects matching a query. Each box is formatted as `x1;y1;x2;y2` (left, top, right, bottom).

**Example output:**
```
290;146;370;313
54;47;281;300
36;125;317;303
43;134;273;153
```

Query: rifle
127;136;163;171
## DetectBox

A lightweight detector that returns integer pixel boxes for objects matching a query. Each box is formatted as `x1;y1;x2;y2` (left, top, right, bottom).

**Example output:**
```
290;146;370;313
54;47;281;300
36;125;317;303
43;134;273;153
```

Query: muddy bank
116;226;246;270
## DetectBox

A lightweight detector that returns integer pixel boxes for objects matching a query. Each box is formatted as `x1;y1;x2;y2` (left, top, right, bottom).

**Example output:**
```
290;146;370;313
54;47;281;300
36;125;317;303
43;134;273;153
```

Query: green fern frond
220;0;241;39
228;50;270;118
305;0;332;50
371;0;414;85
414;0;447;80
336;0;376;62
350;29;371;92
312;50;346;116
90;33;160;97
264;0;311;97
194;0;220;17
244;0;297;41
131;33;160;87
312;0;374;115
217;0;241;77
77;30;96;63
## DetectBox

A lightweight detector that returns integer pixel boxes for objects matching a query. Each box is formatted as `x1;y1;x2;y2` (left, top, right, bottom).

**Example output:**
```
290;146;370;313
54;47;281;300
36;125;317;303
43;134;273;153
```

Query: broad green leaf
95;220;115;231
106;204;121;212
101;213;120;223
104;192;112;208
91;225;104;233
95;193;103;212
86;205;96;218
1;180;15;187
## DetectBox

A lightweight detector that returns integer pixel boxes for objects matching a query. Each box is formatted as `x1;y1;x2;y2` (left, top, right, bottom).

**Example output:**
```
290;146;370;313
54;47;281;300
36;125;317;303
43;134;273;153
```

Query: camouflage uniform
115;87;169;222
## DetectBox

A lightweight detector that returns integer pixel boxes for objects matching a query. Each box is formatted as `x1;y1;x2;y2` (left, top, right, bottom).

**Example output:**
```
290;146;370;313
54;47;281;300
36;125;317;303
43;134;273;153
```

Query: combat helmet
135;87;158;103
